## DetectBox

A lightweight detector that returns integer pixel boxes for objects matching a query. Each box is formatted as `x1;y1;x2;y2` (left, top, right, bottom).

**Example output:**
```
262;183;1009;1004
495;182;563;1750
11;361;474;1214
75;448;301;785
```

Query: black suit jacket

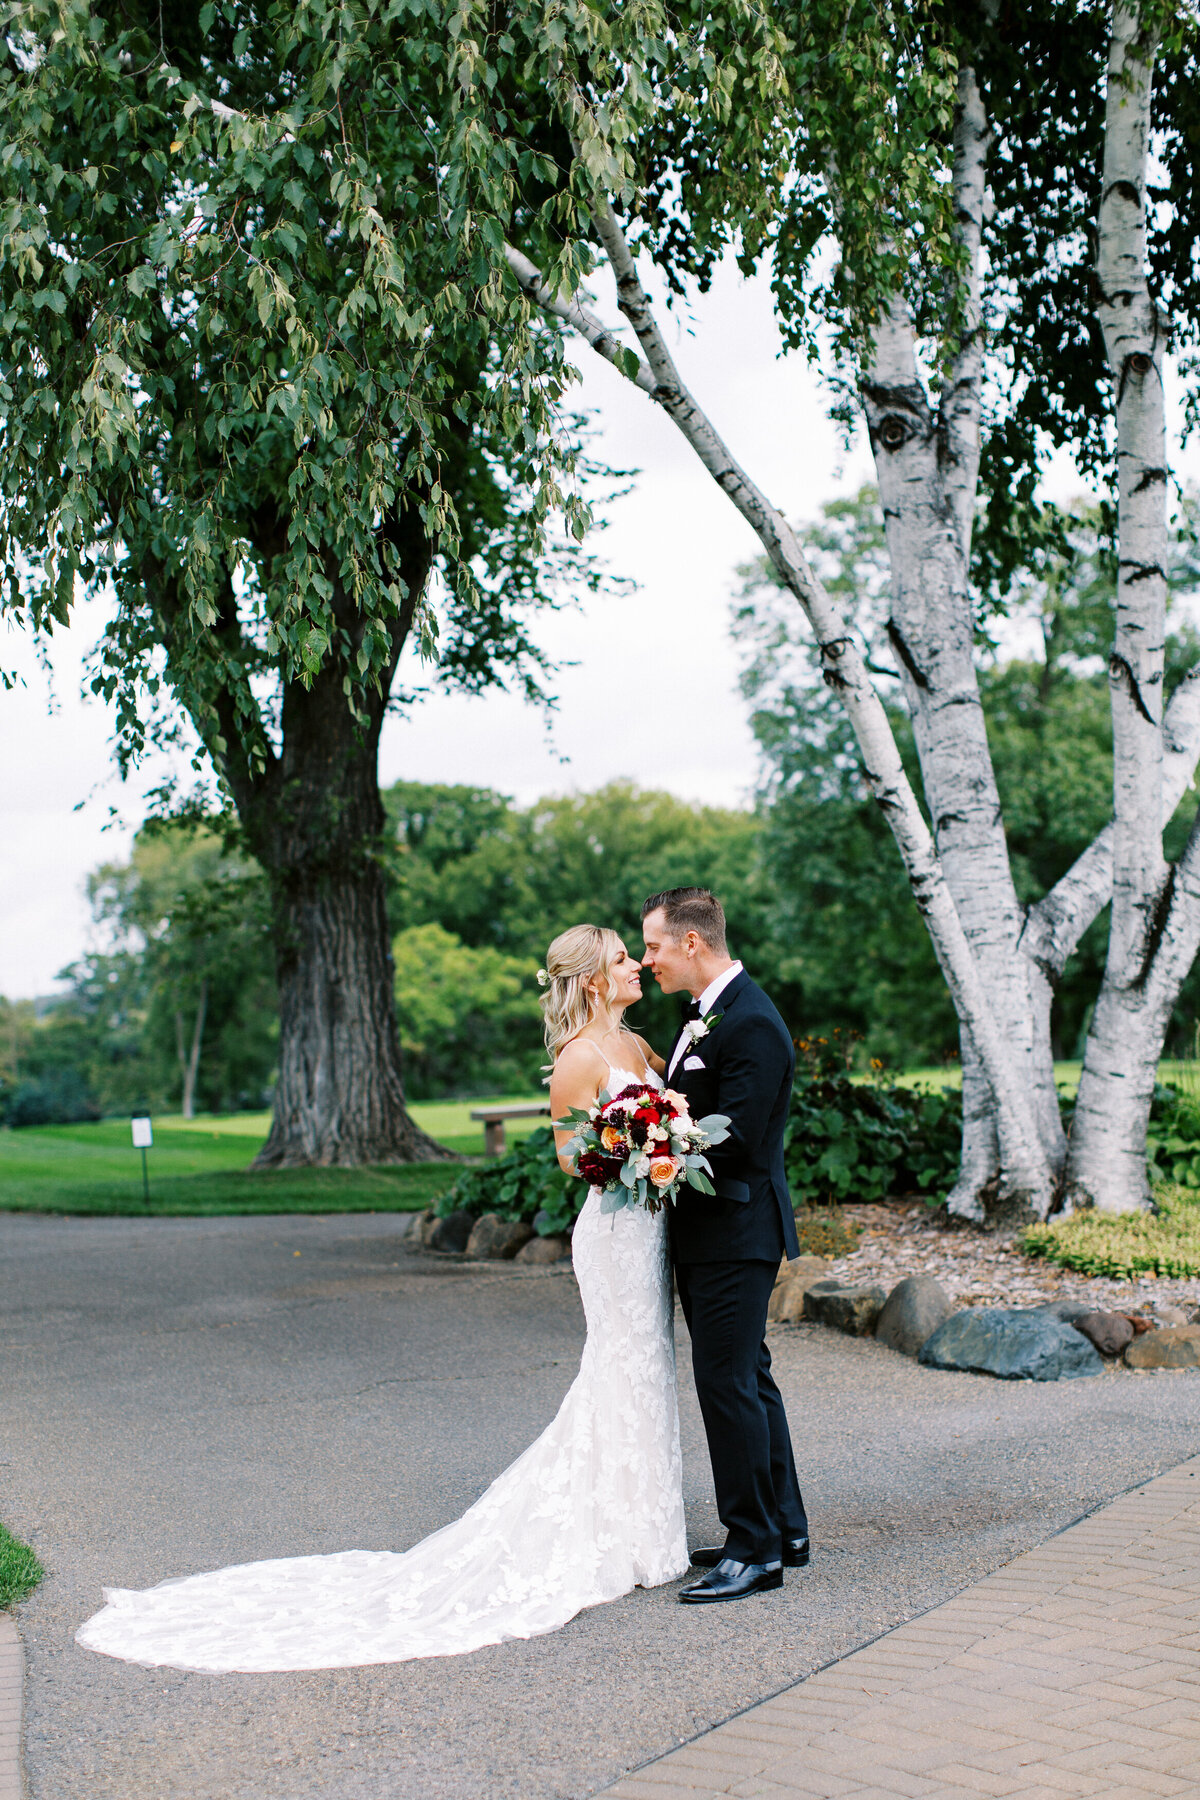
667;970;800;1265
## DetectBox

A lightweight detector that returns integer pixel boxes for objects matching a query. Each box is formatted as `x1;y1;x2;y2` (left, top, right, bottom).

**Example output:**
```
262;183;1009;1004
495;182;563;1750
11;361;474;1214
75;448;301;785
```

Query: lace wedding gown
76;1065;688;1672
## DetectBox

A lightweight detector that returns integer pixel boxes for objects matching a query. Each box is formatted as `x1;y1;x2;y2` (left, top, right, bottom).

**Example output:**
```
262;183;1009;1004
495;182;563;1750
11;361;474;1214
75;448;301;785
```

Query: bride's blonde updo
539;924;625;1064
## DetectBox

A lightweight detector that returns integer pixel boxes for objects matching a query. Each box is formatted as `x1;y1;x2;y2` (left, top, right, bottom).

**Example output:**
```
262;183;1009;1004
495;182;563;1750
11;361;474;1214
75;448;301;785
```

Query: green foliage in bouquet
436;1128;582;1238
784;1035;962;1208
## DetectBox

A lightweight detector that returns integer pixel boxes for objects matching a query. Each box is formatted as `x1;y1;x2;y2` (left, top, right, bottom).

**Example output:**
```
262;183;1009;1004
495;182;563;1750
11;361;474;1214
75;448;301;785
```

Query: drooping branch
509;209;1051;1209
503;244;654;394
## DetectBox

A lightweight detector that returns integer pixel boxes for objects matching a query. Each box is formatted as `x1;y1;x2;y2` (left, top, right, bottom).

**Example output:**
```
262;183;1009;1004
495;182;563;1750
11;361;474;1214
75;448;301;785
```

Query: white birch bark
1065;2;1172;1212
508;206;1055;1216
181;977;207;1122
857;68;1063;1219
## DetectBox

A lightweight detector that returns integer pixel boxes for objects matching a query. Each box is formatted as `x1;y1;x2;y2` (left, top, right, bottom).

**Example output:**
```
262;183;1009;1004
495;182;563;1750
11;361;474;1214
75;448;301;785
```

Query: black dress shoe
690;1535;810;1570
678;1558;783;1603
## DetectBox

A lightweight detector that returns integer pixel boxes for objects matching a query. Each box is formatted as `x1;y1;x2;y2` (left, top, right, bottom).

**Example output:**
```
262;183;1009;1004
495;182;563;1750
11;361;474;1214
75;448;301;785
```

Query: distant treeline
8;486;1200;1124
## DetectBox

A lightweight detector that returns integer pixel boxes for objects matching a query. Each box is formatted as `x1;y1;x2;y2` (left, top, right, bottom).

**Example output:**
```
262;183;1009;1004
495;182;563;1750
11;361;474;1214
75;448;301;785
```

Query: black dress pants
674;1257;807;1564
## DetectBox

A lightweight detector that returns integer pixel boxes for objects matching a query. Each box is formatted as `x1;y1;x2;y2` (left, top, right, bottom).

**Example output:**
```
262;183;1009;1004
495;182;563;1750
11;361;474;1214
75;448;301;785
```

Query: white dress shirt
667;961;743;1080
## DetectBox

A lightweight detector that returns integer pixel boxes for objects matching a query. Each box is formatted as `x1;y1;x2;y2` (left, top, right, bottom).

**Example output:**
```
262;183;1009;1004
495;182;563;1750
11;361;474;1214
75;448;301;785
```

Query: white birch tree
503;0;1200;1223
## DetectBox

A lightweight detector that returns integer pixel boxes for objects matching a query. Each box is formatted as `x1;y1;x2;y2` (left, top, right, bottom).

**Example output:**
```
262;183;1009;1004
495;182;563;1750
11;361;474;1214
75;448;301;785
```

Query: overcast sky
4;255;1198;1000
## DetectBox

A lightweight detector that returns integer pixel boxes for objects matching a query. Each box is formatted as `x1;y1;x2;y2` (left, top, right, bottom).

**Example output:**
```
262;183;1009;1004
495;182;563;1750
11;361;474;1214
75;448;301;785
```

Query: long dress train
75;1067;688;1672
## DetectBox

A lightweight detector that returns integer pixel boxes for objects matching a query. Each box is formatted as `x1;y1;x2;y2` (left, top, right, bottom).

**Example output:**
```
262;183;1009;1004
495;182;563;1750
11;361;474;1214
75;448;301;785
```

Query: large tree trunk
244;627;451;1170
158;516;453;1170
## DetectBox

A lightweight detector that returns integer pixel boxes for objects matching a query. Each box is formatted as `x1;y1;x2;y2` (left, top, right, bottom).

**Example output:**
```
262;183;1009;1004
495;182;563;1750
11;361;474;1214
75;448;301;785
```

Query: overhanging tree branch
509;205;1052;1210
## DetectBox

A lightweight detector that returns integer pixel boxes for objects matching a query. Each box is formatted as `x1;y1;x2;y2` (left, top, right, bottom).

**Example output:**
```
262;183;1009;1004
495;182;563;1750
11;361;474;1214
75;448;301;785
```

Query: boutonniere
686;1008;723;1048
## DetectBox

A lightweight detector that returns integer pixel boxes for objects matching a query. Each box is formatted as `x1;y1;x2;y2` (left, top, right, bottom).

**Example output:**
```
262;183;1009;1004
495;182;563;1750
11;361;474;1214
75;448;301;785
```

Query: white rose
635;1156;651;1178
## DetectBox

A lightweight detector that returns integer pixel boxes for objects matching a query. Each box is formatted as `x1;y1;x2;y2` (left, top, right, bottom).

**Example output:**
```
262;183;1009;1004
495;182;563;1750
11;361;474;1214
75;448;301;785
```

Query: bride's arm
548;1041;606;1174
631;1032;666;1077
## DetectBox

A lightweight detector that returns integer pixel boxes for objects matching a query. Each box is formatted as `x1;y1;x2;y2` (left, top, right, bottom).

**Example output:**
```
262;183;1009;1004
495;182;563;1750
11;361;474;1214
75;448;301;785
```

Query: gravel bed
829;1201;1200;1315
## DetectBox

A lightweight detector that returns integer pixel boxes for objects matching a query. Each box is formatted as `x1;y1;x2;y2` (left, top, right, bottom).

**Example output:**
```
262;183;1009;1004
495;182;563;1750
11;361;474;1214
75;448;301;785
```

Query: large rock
768;1256;832;1325
1036;1299;1095;1325
1149;1304;1190;1326
515;1233;572;1265
1073;1309;1134;1358
426;1208;474;1254
466;1214;533;1260
1125;1325;1200;1370
919;1308;1104;1381
874;1275;956;1358
803;1280;887;1337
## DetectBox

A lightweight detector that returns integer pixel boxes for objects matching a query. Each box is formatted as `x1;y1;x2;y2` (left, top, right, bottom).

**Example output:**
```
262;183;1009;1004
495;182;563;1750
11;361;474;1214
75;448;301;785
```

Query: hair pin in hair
536;968;550;987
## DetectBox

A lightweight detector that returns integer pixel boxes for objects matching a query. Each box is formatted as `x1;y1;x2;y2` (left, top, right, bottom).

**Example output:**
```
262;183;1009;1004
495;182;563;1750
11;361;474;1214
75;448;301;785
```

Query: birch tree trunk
856;67;1064;1222
507;199;1055;1218
181;978;207;1121
1064;3;1175;1212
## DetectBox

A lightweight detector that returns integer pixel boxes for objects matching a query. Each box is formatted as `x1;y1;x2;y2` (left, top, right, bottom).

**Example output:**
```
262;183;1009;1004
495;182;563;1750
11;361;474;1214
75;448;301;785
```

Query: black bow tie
681;999;702;1022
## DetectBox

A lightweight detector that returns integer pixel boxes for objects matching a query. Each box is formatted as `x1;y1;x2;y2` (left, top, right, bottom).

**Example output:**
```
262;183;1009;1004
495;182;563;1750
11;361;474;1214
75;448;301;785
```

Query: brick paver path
0;1615;22;1800
603;1455;1200;1800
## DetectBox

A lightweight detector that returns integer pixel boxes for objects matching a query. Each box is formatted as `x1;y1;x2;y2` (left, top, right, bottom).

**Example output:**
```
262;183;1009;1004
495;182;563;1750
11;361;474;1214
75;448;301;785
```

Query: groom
641;887;809;1604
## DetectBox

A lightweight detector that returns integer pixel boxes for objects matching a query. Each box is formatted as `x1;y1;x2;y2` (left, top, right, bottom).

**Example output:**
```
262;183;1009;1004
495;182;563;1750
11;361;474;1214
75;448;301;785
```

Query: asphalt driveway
3;1211;1200;1800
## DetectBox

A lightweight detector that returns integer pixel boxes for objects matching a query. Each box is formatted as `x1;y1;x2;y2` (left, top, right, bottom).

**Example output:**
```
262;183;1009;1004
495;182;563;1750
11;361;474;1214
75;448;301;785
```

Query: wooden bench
469;1102;552;1157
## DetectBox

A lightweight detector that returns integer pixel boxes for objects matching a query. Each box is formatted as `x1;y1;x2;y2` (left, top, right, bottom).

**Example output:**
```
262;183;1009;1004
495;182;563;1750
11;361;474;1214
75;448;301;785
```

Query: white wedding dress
76;1064;688;1672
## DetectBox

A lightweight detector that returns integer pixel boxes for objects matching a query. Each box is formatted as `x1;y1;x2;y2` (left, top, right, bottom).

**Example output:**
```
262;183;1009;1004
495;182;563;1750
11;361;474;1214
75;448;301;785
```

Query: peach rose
648;1155;680;1189
601;1124;629;1153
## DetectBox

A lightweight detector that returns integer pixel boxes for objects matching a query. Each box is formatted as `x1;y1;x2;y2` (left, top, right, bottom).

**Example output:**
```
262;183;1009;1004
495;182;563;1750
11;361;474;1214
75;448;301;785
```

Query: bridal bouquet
555;1084;730;1215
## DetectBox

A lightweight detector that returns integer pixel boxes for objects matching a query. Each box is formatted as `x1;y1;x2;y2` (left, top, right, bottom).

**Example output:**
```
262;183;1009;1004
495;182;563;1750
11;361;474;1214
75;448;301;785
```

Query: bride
76;924;688;1672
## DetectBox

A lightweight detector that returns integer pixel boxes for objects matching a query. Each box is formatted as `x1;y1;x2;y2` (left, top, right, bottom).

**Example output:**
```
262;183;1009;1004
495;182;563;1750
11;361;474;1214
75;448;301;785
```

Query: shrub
436;1126;583;1237
1146;1081;1200;1189
2;1071;101;1129
1022;1182;1200;1280
784;1037;962;1208
792;1205;860;1256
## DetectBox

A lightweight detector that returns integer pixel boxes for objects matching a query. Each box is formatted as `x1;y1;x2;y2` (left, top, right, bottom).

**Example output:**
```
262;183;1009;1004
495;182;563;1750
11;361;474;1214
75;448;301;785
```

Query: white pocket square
683;1055;706;1071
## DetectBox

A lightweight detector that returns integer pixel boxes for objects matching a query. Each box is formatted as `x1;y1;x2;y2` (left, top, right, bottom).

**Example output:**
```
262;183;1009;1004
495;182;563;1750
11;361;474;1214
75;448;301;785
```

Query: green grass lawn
0;1522;42;1609
0;1096;549;1217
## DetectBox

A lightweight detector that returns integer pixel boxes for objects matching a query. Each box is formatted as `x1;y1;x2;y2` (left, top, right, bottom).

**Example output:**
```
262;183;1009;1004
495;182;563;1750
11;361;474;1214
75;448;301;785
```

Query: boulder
919;1308;1104;1381
465;1214;533;1260
1073;1309;1134;1358
1125;1325;1200;1370
874;1275;956;1358
768;1256;832;1325
426;1208;474;1254
1035;1299;1095;1325
415;1209;443;1248
515;1233;572;1265
1124;1315;1155;1335
803;1280;887;1337
1149;1304;1190;1326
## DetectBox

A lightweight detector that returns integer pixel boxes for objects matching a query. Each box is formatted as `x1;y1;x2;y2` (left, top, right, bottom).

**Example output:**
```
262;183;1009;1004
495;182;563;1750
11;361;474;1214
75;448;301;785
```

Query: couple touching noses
551;886;809;1604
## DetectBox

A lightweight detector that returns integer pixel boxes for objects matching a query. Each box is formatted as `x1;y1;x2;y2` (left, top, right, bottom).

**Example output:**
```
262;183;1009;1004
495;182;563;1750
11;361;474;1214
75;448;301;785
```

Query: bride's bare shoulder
553;1037;606;1077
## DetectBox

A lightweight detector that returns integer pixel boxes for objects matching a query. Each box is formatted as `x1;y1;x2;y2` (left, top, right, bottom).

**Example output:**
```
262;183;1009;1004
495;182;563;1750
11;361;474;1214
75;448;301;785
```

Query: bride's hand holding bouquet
555;1084;730;1215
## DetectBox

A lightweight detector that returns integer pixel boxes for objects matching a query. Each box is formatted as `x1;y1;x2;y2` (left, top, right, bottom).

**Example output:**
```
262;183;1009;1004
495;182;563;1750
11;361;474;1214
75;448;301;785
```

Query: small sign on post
131;1114;153;1205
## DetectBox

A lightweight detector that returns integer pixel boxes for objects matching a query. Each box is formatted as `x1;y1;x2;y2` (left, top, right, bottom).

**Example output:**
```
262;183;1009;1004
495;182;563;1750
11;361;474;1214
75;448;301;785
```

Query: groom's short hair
641;887;728;953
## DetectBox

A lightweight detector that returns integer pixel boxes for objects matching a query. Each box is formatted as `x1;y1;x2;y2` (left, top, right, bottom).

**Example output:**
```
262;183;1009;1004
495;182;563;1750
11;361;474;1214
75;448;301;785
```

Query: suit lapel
669;969;751;1082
